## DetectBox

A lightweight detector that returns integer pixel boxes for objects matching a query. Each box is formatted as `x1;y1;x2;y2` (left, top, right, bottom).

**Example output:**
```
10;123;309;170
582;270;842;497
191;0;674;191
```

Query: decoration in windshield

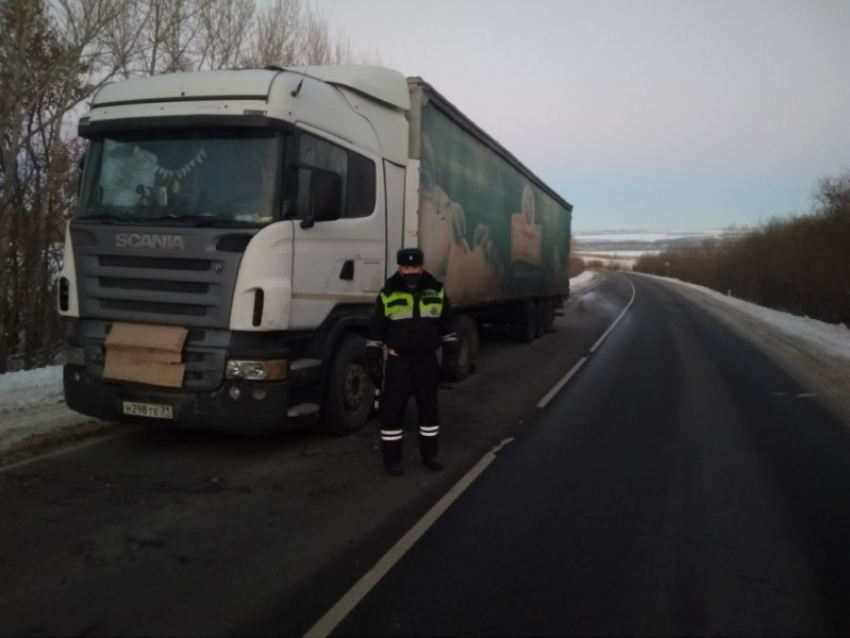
155;148;207;191
82;132;281;226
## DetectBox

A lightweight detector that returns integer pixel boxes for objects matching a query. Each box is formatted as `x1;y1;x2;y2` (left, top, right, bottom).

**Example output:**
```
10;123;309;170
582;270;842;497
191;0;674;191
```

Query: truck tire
544;299;557;333
318;333;374;436
448;314;479;381
535;300;546;338
511;300;536;344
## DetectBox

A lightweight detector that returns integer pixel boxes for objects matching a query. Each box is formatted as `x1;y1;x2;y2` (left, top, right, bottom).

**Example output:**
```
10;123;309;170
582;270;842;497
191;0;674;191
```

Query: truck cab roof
92;66;410;111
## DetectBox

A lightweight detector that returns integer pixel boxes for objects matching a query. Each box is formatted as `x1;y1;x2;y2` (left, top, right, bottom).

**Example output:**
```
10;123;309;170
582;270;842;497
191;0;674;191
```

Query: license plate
122;401;174;420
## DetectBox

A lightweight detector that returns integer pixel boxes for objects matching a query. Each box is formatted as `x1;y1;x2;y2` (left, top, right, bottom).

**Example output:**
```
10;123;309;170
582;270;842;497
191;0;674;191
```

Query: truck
58;65;573;435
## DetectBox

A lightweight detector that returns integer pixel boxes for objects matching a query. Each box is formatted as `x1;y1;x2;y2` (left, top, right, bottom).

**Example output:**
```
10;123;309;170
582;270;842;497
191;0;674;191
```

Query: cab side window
296;133;376;220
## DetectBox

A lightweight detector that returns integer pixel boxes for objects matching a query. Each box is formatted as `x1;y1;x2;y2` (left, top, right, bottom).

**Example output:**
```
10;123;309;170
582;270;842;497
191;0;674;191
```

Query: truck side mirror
301;169;342;229
77;150;87;197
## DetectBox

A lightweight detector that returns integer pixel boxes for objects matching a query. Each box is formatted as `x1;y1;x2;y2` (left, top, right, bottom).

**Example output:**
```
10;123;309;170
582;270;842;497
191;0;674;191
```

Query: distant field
574;229;731;244
573;229;747;269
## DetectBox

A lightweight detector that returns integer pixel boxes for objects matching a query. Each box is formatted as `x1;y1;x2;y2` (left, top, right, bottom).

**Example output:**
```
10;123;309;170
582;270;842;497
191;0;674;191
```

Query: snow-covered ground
1;269;848;463
0;365;106;462
569;270;599;292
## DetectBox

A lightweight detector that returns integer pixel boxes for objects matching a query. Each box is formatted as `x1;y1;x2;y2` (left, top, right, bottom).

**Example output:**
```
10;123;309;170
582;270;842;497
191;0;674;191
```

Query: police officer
367;248;459;476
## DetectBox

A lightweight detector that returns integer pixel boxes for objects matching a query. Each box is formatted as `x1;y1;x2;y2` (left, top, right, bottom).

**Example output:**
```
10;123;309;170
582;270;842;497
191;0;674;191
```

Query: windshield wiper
145;214;218;227
146;214;263;228
77;213;140;224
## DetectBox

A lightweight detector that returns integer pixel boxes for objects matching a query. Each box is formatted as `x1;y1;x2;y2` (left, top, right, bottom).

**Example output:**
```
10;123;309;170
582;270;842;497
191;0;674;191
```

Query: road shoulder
644;274;850;426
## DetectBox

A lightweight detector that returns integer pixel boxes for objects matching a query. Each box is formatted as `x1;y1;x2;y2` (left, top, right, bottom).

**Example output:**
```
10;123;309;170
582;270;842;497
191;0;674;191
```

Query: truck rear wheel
544;299;556;333
318;334;374;436
511;300;536;344
535;300;546;338
448;314;478;381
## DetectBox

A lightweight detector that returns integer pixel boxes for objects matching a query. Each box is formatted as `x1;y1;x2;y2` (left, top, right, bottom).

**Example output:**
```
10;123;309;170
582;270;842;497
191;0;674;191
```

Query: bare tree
300;2;331;65
241;0;379;68
241;0;304;68
197;0;255;69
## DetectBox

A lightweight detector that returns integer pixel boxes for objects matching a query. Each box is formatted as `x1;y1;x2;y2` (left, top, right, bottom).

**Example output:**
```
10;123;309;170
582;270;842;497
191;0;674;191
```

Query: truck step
291;358;321;371
288;403;320;418
290;359;322;384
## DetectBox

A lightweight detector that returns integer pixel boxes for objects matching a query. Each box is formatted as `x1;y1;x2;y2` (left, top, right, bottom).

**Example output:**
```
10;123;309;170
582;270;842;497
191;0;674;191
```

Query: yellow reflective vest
367;272;457;357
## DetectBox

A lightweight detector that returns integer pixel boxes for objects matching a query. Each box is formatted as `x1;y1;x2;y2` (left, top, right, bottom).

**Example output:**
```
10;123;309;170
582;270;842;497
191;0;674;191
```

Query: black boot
419;429;443;472
381;430;403;477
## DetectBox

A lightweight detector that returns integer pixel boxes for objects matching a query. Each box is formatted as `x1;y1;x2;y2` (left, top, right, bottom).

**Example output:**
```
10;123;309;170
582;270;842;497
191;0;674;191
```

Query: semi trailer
58;65;573;434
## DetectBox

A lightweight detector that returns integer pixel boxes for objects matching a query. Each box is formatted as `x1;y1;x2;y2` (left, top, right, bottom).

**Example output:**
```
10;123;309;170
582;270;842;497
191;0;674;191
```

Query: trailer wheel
447;314;478;381
544;299;557;333
511;300;536;344
535;300;546;338
318;334;374;436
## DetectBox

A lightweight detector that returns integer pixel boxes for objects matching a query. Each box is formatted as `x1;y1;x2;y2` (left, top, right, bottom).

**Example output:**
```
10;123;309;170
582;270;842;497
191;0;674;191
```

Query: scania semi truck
58;65;573;435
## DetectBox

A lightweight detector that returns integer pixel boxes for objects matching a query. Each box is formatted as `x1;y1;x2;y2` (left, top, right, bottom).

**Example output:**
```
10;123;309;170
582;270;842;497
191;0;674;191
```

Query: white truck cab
61;66;412;433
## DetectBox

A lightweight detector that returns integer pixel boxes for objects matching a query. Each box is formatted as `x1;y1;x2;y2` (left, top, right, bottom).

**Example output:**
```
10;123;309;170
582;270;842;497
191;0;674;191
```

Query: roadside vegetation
0;0;376;373
634;171;850;326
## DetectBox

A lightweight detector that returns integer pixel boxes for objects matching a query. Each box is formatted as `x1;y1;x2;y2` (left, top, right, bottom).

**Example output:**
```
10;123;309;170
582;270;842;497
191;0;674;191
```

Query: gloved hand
366;348;383;387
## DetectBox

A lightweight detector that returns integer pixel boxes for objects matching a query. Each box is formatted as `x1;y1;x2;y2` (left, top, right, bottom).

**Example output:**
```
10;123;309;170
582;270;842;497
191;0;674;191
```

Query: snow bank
0;365;64;409
570;270;599;292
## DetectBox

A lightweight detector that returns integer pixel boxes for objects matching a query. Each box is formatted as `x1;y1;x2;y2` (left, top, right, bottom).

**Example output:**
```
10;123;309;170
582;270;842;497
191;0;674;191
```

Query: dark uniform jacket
367;272;456;358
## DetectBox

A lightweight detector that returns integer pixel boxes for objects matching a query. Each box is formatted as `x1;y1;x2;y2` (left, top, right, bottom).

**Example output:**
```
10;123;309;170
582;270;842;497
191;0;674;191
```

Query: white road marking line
537;357;588;409
537;278;637;409
305;275;635;636
589;279;636;354
302;437;515;638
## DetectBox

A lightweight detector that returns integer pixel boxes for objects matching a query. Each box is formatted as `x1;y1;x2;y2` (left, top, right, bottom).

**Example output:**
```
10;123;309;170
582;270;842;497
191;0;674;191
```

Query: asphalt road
326;273;850;637
0;277;614;637
6;272;850;637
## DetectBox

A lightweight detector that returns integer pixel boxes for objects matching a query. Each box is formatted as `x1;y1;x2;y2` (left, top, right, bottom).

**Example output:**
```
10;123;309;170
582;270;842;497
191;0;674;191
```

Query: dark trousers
380;353;440;467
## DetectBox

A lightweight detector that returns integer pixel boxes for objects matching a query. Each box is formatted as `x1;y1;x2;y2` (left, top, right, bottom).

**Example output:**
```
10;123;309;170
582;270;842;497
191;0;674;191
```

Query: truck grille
98;255;211;271
76;249;241;327
99;277;210;294
99;299;208;317
70;224;256;389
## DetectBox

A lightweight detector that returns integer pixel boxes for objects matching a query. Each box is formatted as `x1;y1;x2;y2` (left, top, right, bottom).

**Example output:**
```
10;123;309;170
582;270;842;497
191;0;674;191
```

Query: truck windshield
79;129;283;226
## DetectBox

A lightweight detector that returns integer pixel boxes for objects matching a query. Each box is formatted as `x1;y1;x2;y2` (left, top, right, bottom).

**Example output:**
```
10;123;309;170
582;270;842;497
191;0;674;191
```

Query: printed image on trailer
418;103;571;305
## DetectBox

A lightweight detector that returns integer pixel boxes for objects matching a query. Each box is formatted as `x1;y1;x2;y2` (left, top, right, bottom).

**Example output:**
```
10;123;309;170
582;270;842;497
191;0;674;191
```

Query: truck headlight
226;359;287;381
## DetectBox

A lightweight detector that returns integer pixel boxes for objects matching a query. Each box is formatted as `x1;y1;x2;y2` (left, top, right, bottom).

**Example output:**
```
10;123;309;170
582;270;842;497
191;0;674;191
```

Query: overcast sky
312;0;850;232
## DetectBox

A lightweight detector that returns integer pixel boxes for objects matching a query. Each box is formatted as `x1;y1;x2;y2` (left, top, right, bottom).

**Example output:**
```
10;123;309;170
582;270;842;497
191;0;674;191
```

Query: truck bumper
63;365;315;434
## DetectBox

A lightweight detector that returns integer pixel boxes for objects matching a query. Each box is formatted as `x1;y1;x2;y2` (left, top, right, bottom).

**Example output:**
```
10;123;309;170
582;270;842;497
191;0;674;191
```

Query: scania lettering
115;234;186;250
58;66;573;434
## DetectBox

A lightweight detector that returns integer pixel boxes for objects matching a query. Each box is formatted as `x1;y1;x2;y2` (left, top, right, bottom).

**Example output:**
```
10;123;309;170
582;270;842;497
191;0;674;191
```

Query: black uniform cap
397;247;424;266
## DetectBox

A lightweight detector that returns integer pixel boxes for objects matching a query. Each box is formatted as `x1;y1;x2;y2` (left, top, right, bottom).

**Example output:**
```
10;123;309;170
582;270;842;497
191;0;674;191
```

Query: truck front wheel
318;334;374;436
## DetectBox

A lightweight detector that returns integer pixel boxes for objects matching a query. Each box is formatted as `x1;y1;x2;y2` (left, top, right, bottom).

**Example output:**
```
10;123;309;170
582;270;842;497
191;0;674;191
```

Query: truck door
289;130;385;329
